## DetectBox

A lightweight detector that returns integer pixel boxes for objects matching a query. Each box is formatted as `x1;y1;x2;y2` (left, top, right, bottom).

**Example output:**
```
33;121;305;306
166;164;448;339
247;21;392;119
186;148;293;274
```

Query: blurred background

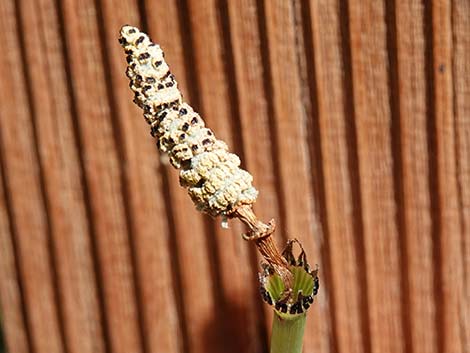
0;0;468;353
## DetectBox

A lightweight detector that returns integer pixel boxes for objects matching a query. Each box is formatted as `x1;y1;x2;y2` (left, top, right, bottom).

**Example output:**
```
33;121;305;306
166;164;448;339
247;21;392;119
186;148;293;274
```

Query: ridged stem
270;313;307;353
233;205;293;286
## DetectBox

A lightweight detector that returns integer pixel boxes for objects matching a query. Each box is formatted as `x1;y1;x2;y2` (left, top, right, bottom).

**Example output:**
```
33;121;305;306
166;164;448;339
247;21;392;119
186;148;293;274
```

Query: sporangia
119;25;258;217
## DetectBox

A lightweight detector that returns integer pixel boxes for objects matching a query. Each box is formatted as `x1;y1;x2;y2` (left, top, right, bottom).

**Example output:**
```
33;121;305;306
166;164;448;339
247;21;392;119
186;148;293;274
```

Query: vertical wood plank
262;1;333;352
431;1;464;352
1;2;470;353
346;1;404;353
226;0;281;229
452;1;470;350
308;0;367;352
58;0;144;352
184;1;265;352
17;0;107;352
96;1;183;353
392;1;438;352
0;1;65;353
0;168;30;353
143;2;220;353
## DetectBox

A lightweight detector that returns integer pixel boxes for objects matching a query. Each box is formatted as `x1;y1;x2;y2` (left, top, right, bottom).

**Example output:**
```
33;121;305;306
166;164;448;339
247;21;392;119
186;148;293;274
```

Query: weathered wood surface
0;1;468;353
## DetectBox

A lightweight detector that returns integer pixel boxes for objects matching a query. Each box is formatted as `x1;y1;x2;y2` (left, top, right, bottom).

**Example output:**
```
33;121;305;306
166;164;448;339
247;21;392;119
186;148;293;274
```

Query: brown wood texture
0;1;469;353
392;2;437;353
16;1;106;352
0;1;65;352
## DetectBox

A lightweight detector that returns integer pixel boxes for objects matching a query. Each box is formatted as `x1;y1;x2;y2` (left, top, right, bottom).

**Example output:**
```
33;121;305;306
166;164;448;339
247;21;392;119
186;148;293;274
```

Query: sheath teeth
120;25;258;216
259;240;319;317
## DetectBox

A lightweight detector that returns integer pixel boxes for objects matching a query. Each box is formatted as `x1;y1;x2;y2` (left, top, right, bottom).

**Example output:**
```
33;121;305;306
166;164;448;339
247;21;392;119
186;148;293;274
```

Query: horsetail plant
119;25;319;353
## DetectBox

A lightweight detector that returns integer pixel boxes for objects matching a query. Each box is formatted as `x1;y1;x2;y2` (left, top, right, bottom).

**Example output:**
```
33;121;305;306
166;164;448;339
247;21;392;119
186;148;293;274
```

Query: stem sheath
270;313;307;353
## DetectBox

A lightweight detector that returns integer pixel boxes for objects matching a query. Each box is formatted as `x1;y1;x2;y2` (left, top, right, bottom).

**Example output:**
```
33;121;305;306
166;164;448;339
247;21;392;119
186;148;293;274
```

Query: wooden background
0;0;469;353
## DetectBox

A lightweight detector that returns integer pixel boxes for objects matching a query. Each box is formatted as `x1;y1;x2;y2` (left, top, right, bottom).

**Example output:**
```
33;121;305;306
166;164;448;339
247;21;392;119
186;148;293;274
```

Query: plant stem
270;313;307;353
234;205;293;286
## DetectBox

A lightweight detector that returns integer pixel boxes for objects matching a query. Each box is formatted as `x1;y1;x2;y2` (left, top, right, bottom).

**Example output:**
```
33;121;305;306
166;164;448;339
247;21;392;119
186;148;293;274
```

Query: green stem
270;313;307;353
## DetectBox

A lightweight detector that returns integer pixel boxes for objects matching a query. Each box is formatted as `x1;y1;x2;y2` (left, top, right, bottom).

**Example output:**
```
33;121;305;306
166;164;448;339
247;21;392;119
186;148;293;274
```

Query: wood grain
0;1;65;352
261;1;333;352
0;161;30;353
392;1;438;352
431;1;464;352
347;1;404;353
58;0;143;352
226;0;281;230
452;1;470;351
308;0;367;352
16;0;107;352
0;1;468;353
